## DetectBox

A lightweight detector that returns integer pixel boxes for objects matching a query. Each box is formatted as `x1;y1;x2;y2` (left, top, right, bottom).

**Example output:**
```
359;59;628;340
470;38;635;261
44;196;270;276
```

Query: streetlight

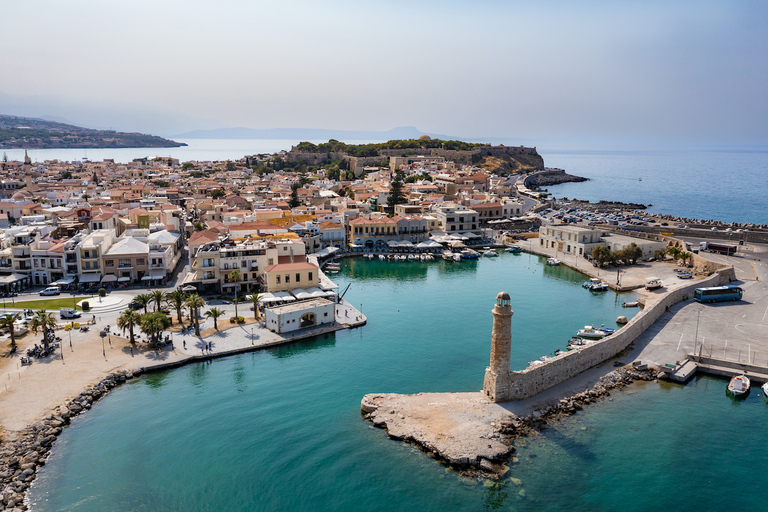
251;327;254;346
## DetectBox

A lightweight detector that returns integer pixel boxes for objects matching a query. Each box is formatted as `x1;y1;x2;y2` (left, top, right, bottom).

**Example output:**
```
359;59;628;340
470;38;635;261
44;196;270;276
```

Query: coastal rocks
0;370;136;511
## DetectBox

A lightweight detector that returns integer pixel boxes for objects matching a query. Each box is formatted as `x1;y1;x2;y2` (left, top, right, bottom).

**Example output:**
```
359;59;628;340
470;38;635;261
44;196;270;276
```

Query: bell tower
483;291;513;402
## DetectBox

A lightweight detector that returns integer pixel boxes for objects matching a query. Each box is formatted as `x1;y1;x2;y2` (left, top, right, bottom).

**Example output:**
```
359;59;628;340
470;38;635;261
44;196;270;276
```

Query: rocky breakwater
361;365;657;479
0;370;135;511
524;169;588;189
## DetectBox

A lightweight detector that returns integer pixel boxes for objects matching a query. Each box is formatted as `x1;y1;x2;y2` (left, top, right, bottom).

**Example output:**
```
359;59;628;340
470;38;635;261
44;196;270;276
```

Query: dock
665;355;768;384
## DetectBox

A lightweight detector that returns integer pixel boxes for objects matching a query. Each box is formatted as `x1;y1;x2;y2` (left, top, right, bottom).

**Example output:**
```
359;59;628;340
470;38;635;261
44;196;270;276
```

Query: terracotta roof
189;229;220;244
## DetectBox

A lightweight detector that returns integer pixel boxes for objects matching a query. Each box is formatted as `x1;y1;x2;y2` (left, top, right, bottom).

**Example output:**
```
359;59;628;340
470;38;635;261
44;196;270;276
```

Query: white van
40;286;61;296
60;308;81;319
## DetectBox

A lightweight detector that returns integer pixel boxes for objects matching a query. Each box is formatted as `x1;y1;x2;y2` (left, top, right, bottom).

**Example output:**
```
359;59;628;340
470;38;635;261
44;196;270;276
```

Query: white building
263;298;335;334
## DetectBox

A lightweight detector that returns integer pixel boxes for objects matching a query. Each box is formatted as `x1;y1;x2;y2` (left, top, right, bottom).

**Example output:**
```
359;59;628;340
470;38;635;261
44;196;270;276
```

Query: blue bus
693;285;743;303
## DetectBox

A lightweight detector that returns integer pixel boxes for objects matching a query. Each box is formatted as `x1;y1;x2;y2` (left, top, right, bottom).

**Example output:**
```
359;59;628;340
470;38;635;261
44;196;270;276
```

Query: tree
0;314;18;349
249;293;261;319
185;294;206;336
165;290;187;324
592;246;612;269
679;251;692;266
211;188;225;199
1;153;6;171
624;243;643;265
289;184;301;208
140;312;171;347
225;160;236;172
386;170;406;216
30;310;57;350
62;171;73;180
667;246;681;261
82;194;90;201
150;290;165;312
194;222;204;231
182;162;194;171
205;307;225;330
229;270;242;318
117;309;140;344
134;293;152;314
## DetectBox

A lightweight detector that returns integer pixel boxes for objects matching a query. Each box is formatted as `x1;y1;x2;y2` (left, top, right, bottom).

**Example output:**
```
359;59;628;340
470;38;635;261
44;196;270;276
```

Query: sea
15;140;768;510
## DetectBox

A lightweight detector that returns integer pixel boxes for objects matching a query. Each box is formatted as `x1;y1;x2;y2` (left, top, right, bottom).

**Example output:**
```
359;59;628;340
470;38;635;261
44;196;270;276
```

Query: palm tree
205;307;225;330
30;310;57;350
667;246;681;261
185;294;205;336
140;312;171;347
0;313;18;349
679;251;692;267
150;290;165;312
229;270;242;318
249;293;261;320
116;309;140;344
134;293;152;314
165;290;187;324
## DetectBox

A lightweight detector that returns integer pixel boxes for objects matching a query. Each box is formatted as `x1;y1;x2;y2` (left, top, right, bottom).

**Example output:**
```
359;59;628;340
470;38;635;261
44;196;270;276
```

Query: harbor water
28;253;639;511
27;254;768;511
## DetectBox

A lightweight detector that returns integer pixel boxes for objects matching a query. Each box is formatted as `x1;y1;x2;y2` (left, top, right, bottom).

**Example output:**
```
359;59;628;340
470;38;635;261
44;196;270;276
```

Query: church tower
483;291;513;402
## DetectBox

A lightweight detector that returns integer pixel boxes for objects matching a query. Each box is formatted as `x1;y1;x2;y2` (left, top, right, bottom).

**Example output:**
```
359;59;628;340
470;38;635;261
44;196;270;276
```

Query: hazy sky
2;0;766;144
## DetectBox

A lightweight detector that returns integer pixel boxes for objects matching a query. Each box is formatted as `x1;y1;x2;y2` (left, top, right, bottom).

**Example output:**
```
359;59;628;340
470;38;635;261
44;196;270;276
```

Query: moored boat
645;277;664;290
505;247;522;254
483;249;498;257
726;374;750;398
460;249;479;259
576;325;614;339
582;277;609;291
442;250;454;261
762;381;768;402
546;258;560;266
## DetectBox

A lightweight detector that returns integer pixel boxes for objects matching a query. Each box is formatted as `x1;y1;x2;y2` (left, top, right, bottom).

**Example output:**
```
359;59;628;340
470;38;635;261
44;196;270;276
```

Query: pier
667;354;768;384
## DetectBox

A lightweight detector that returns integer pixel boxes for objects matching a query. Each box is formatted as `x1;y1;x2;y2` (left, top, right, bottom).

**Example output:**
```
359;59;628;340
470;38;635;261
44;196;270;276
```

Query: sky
2;0;767;145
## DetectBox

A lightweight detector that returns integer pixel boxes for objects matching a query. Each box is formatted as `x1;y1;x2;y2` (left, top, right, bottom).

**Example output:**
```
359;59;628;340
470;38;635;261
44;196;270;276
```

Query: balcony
151;263;165;269
118;264;134;269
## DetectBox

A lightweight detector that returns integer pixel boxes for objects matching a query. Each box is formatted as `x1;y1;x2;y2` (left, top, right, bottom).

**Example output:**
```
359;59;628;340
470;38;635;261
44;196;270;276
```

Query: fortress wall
493;268;734;401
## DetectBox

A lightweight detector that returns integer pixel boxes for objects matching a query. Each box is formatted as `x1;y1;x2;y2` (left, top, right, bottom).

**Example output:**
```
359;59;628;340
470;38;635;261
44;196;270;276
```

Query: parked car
40;286;61;296
128;301;143;310
60;308;82;319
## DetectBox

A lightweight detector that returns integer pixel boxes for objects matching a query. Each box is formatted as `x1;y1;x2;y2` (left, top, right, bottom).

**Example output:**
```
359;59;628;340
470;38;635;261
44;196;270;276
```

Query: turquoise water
29;254;648;511
539;148;768;225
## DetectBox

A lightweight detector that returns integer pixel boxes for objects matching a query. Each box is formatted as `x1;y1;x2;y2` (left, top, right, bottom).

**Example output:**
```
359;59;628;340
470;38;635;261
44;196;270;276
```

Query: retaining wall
493;267;735;401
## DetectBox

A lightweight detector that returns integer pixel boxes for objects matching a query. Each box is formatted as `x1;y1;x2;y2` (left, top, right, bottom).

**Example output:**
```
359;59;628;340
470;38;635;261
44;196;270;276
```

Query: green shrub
98;288;106;297
82;301;90;311
229;316;245;324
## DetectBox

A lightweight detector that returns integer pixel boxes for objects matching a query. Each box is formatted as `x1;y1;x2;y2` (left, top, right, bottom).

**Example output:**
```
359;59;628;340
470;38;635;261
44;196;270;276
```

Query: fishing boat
504;247;522;254
546;258;560;266
483;249;498;257
582;277;609;291
676;270;693;279
460;249;479;259
576;325;615;339
726;374;750;398
645;277;664;290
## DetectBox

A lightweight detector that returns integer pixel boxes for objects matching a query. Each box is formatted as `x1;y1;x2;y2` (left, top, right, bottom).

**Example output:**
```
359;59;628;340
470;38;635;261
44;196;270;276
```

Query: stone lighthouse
483;291;513;402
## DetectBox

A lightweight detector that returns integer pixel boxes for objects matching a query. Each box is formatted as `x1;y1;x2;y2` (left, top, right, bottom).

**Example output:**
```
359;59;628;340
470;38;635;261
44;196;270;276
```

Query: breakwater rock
524;169;588;189
0;370;135;511
361;365;657;479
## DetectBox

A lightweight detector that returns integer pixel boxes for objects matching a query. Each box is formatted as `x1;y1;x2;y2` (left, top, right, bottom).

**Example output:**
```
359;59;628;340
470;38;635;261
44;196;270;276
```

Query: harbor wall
493;267;735;401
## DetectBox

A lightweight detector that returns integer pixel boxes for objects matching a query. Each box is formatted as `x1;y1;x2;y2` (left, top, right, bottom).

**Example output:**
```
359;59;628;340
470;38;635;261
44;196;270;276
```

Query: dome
418;134;431;140
496;291;510;301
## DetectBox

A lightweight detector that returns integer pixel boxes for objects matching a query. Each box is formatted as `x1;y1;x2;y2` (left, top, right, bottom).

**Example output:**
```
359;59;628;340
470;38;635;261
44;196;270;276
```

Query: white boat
453;253;462;262
546;258;560;266
762;382;768;402
483;249;499;257
576;325;615;339
407;254;415;261
676;270;693;279
727;374;750;398
582;277;608;291
378;254;386;260
442;251;454;261
645;277;664;290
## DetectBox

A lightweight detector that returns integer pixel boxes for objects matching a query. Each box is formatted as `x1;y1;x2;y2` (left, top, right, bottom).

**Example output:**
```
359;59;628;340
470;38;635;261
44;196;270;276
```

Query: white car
39;286;61;296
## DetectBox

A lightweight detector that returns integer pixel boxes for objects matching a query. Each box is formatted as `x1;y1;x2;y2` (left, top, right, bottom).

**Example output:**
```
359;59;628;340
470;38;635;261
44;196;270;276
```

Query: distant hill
0;115;186;149
174;125;457;141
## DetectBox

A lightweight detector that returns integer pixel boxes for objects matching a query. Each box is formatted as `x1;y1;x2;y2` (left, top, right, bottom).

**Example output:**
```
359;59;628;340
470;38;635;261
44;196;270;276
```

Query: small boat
442;251;454;261
546;258;560;266
676;270;693;279
453;253;462;262
483;249;498;257
726;374;750;398
407;254;415;261
576;325;614;339
582;277;609;291
622;301;639;308
645;277;664;290
638;177;642;181
505;247;522;254
378;254;386;261
460;249;479;259
762;382;768;402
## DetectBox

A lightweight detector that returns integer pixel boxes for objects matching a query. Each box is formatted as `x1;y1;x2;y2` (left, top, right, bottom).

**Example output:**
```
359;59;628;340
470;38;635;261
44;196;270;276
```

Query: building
429;203;479;234
263;298;335;334
538;225;604;258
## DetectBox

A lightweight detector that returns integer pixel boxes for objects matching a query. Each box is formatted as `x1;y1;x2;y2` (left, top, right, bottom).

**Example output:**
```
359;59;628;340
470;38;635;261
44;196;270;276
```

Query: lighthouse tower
483;291;513;402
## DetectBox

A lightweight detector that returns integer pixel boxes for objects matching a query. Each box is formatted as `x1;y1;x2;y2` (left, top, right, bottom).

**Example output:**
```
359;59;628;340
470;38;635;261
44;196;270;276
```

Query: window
137;259;145;265
276;275;281;284
285;274;290;284
241;261;247;268
83;250;89;258
296;273;300;283
105;260;114;267
268;258;274;265
308;272;313;281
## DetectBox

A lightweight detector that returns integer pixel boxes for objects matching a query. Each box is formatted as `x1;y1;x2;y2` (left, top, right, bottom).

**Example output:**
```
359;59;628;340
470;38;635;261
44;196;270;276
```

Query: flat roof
268;298;333;314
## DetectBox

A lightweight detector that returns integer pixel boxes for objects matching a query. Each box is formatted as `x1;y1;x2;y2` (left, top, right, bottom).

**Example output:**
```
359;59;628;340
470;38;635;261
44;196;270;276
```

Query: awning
141;275;153;281
273;291;296;302
52;277;75;286
101;274;117;283
291;288;312;300
182;285;197;292
118;276;131;282
150;270;165;279
79;273;102;283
